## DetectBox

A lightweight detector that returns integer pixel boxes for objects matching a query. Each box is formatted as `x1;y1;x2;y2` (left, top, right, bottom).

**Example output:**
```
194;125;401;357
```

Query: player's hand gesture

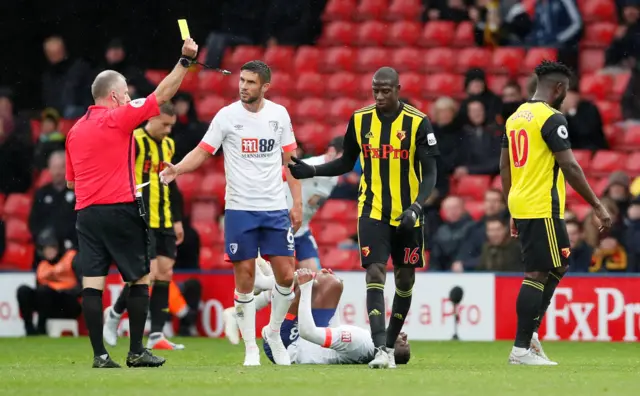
288;157;316;180
160;161;179;185
295;268;315;286
182;38;198;59
593;203;612;233
290;203;303;233
395;203;422;233
174;221;185;245
510;218;518;238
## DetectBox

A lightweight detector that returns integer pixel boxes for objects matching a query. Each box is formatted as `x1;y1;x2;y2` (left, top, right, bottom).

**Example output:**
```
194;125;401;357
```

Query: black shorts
149;228;177;260
76;203;150;282
514;218;570;272
357;217;425;268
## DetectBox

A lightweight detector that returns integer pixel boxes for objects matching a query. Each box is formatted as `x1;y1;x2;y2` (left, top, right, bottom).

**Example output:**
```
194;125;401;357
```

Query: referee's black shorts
76;203;150;282
148;228;177;260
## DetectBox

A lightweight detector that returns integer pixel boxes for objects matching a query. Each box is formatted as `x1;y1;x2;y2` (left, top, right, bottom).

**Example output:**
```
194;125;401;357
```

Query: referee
65;38;198;368
289;67;438;369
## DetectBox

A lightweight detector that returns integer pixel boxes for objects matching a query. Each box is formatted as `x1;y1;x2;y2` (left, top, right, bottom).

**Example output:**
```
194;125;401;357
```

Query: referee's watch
179;56;193;68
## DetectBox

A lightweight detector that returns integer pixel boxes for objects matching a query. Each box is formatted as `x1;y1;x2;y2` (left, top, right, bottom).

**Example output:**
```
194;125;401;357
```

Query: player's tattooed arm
313;116;360;177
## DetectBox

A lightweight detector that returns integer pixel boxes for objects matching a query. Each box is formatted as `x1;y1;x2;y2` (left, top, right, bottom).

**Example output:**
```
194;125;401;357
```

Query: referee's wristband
179;56;194;68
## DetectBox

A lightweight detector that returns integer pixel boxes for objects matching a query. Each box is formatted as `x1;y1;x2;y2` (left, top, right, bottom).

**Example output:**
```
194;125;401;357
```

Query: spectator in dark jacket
33;108;65;170
477;216;523;272
603;171;632;220
97;39;154;99
525;0;582;49
561;85;608;150
427;0;471;22
622;63;640;120
429;196;475;271
28;151;77;252
458;68;503;126
455;100;502;177
41;36;92;118
432;97;464;178
625;196;640;272
566;219;594;272
605;1;640;68
262;0;323;46
456;188;509;271
171;92;207;163
500;81;526;124
0;88;33;194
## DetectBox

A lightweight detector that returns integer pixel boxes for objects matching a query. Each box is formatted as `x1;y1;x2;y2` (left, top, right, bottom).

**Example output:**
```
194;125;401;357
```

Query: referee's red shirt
66;94;160;210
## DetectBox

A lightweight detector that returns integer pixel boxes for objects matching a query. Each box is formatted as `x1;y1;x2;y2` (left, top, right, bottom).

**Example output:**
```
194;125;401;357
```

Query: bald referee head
91;70;130;109
372;67;401;115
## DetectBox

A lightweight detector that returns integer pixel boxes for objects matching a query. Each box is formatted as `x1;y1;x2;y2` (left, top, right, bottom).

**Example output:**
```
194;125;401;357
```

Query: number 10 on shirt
509;129;529;168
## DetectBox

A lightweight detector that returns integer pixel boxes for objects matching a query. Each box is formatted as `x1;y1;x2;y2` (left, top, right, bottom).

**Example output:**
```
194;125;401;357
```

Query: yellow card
178;19;190;40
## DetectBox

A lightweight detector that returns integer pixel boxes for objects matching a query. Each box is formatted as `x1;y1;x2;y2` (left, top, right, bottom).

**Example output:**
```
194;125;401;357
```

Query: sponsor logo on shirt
241;138;277;158
234;124;243;130
362;144;409;160
341;331;352;343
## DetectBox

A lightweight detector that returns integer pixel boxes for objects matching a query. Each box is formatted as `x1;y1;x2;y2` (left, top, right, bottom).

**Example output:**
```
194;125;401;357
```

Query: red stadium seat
196;173;226;203
6;219;31;243
179;72;199;94
176;173;200;203
420;21;455;47
566;183;586;204
223;46;264;70
572;150;593;172
579;49;605;75
522;0;536;15
326;72;358;98
267;72;294;97
522;48;557;73
464;200;485;221
319;21;357;46
295;123;327;153
455;175;491;201
3;194;32;221
391;48;421;72
593;177;610;197
625;151;640;176
386;21;421;47
356;48;390;72
582;22;616;48
268;96;295;114
191;202;219;223
622;125;640;150
486;75;509;94
453;22;476;47
0;194;5;217
320;47;356;72
590;151;627;175
296;98;329;123
357;0;389;21
609;72;631;101
387;0;423;20
323;0;357;21
570;203;592;221
595;101;621;125
192;221;220;247
329;98;360;124
356;21;387;46
329;124;346;138
357;74;374;99
316;223;352;245
409;98;431;115
200;246;230;270
294;46;321;73
320;248;359;271
491;175;502;191
422;47;455;73
580;73;612;101
59;119;76;135
424;73;464;99
195;95;226;122
316;199;358;221
295;72;325;98
491;48;526;76
198;71;226;94
580;0;616;23
144;70;168;86
456;47;492;73
263;46;296;73
35;170;52;189
0;242;35;271
398;73;424;98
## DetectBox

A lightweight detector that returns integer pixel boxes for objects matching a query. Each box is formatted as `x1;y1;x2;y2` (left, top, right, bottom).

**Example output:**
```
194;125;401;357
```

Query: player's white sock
234;290;257;349
297;282;327;345
255;290;272;311
269;283;294;333
254;268;275;292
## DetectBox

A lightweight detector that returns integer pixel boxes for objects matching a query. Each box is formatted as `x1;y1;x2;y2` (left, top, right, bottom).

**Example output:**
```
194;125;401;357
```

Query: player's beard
241;93;260;104
552;94;566;110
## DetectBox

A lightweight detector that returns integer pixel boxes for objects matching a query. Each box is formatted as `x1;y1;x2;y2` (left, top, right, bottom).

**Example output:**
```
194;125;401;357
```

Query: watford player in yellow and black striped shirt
289;67;438;368
105;103;187;351
501;61;612;365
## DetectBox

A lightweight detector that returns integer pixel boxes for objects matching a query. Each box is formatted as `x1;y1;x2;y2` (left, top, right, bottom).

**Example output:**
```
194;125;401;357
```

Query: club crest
229;243;238;255
396;130;406;141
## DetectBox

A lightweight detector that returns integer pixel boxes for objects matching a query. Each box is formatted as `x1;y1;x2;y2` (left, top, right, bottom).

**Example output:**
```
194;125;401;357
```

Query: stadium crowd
1;0;640;313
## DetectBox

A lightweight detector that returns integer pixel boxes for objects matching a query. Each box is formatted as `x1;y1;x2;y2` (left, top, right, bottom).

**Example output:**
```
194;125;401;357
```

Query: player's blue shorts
295;231;320;268
263;308;336;364
224;209;294;261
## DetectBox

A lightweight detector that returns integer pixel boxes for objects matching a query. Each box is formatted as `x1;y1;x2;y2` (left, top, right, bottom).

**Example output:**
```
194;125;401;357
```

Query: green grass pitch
0;338;638;396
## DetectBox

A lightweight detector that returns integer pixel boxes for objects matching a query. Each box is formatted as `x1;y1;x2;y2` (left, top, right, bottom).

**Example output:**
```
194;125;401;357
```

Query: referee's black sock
113;284;129;315
514;278;545;348
127;284;150;354
386;287;412;349
533;271;565;334
149;280;170;334
82;288;108;357
366;283;386;348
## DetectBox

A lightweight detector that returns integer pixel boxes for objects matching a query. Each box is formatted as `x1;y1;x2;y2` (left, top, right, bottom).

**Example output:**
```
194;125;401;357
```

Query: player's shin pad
234;291;257;347
366;283;386;348
514;278;544;348
386;288;412;349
